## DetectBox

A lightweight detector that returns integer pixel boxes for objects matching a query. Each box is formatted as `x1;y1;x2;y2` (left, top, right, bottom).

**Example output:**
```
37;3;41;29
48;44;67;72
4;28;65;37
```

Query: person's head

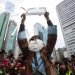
59;62;66;70
3;53;7;59
1;49;6;54
28;35;44;52
71;54;75;61
73;65;75;73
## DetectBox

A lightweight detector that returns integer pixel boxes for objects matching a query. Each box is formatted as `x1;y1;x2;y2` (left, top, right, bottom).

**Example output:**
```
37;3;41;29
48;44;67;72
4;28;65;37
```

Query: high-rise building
34;23;47;45
0;12;9;50
4;20;17;53
14;39;21;59
56;0;75;57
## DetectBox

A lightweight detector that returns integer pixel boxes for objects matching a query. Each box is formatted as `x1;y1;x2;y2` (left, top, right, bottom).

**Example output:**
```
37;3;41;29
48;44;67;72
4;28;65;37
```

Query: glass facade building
56;0;75;56
4;20;17;53
0;12;9;50
34;23;48;46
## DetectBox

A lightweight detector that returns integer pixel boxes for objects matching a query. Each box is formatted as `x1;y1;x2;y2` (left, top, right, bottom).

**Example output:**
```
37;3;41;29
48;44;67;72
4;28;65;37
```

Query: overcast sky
0;0;65;50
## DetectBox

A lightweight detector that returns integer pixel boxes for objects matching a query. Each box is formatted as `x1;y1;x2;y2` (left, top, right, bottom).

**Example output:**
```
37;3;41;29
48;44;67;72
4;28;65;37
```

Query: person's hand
44;12;50;21
21;13;26;24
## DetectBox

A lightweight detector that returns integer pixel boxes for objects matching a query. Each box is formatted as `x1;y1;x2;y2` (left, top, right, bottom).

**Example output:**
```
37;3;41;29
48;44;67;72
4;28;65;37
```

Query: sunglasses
29;35;41;41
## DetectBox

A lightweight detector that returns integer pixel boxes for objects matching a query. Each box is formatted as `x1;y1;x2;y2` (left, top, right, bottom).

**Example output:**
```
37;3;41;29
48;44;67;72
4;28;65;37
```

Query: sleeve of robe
42;20;57;58
17;24;30;60
46;24;57;56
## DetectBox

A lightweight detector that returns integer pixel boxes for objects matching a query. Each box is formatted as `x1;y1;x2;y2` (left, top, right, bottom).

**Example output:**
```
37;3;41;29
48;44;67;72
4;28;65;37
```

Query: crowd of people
0;49;27;75
0;49;75;75
54;55;75;75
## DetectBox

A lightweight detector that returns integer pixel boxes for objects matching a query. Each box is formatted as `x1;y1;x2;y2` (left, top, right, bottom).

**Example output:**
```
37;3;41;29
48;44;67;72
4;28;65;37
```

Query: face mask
28;39;44;52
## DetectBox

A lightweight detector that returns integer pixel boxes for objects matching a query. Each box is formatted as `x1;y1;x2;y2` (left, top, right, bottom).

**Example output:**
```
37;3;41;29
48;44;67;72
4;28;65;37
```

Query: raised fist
44;12;49;20
21;13;26;24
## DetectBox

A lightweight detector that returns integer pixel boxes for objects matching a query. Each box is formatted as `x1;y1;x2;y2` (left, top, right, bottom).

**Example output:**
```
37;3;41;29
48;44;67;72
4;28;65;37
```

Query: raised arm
17;14;29;59
44;12;57;56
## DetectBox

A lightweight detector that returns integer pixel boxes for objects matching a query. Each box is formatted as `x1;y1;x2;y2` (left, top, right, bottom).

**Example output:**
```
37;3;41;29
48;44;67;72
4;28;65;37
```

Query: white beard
28;39;44;52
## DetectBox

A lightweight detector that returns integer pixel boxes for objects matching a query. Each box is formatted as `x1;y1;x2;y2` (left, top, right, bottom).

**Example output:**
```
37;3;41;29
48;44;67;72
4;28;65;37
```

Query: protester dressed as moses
17;11;57;75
